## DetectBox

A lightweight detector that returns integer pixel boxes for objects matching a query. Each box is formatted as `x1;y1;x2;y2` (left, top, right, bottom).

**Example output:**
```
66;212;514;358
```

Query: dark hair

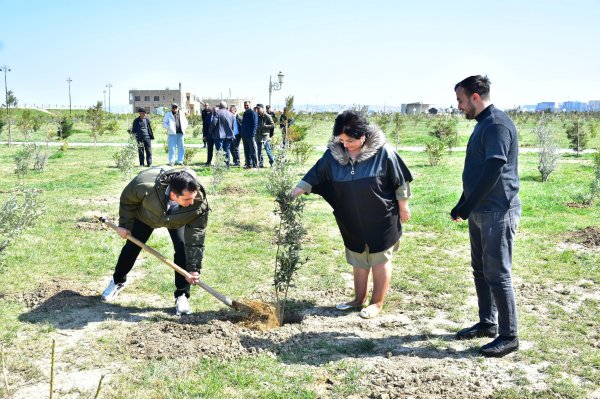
454;75;491;99
332;110;370;139
169;171;198;196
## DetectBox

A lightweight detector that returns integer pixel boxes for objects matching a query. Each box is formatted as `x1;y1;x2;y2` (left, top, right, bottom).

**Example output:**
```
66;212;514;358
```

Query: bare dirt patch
568;226;600;248
221;185;255;196
9;278;96;310
9;279;580;398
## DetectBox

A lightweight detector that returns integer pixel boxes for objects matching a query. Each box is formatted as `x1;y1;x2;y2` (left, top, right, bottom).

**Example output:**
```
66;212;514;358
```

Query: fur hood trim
328;125;387;165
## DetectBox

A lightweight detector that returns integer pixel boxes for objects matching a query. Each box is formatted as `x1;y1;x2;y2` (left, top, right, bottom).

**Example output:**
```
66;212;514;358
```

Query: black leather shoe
480;335;519;357
456;322;497;340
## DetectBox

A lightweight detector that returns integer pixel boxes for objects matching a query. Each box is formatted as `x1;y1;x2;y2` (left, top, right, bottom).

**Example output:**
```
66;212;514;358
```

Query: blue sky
1;0;599;111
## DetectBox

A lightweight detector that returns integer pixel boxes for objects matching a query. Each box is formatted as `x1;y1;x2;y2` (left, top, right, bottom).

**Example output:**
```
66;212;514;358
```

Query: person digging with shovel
101;168;209;316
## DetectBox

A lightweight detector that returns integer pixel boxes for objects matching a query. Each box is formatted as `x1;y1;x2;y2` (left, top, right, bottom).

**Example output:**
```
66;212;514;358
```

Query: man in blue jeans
451;75;521;357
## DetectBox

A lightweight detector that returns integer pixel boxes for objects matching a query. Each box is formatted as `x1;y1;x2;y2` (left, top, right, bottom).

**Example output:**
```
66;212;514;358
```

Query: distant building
560;101;586;112
589;100;600;112
404;102;432;114
129;83;203;115
535;102;556;112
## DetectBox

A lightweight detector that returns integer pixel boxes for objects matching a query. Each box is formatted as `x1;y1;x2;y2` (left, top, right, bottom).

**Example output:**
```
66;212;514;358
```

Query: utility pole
106;83;113;113
0;65;12;147
67;77;72;116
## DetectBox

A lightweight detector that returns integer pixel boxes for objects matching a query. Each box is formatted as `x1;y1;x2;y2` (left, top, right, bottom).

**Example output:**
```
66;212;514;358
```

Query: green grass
108;356;316;399
0;118;598;397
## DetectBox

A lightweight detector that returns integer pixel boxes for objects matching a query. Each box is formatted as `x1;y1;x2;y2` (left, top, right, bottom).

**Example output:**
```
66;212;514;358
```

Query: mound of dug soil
569;226;600;248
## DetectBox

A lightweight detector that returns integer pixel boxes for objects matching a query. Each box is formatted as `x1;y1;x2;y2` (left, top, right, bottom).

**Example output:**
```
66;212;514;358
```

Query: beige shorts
345;240;400;269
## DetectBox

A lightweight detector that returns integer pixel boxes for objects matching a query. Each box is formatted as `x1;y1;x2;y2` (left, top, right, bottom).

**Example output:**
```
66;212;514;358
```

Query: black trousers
137;136;152;166
242;136;258;167
205;137;215;165
113;219;191;298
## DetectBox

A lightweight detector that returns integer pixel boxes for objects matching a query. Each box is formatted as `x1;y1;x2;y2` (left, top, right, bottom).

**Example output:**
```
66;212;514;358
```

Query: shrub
184;147;197;165
56;116;74;140
287;124;309;142
33;144;48;172
13;144;36;181
565;120;588;156
0;189;45;264
104;118;119;135
86;101;107;144
192;125;202;138
577;151;600;205
429;118;458;151
424;139;446;166
533;115;560;182
113;136;138;179
289;141;313;165
210;149;227;194
267;146;307;323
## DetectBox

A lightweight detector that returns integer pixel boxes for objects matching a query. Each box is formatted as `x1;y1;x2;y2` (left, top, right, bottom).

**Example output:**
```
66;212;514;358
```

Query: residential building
129;83;203;115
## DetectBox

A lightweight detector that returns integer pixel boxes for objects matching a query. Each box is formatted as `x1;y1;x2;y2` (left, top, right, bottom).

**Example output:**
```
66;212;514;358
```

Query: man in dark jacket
451;75;521;357
101;167;209;316
202;103;215;165
240;100;258;168
210;100;236;167
201;102;212;148
131;108;154;167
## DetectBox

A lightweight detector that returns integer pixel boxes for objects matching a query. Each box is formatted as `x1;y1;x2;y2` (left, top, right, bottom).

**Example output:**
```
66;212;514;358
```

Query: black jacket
300;128;412;253
131;116;154;140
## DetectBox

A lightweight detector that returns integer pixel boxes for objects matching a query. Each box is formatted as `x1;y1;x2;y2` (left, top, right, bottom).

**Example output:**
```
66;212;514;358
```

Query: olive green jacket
256;113;274;142
118;167;209;272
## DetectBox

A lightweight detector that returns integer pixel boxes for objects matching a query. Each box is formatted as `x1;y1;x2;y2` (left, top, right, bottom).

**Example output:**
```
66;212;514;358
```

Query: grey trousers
468;204;521;337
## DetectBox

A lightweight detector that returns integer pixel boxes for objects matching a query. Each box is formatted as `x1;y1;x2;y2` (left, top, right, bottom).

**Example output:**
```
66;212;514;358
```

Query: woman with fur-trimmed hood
291;110;413;319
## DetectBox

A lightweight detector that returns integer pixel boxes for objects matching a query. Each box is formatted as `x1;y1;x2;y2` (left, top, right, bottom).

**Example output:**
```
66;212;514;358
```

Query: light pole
106;83;113;113
1;65;12;147
268;71;284;108
103;90;106;111
67;77;72;116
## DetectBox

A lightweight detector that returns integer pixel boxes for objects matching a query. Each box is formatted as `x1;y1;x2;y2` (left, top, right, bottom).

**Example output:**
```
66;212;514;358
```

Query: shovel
96;216;250;312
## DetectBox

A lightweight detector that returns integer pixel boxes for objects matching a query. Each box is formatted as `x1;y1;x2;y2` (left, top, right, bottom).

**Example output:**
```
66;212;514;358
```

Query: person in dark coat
290;110;413;319
451;75;521;358
240;100;259;168
131;108;154;167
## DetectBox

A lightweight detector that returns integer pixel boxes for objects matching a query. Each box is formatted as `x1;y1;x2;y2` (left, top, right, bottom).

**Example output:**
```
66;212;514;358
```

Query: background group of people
131;101;292;169
201;101;291;168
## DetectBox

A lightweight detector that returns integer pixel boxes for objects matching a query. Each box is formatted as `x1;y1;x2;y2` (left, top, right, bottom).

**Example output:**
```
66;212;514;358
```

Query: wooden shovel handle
96;216;233;308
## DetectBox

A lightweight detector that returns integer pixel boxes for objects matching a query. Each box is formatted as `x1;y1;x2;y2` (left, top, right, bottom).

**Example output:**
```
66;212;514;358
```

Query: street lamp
103;90;106;111
106;83;113;113
268;71;284;108
67;77;72;116
0;65;12;147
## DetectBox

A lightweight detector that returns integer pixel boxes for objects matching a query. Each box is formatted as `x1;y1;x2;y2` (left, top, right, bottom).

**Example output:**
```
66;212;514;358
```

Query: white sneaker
101;278;127;302
175;294;192;316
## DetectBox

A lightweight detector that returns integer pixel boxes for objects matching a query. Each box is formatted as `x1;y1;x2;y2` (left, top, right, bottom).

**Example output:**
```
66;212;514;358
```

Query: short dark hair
454;75;491;99
137;107;146;113
169;171;198;196
332;110;371;139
